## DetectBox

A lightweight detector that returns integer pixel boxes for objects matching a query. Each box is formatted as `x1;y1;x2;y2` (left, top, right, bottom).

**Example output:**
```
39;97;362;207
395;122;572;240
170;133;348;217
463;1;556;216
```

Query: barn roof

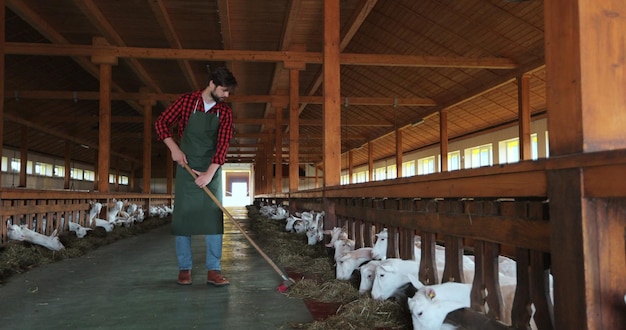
3;0;546;176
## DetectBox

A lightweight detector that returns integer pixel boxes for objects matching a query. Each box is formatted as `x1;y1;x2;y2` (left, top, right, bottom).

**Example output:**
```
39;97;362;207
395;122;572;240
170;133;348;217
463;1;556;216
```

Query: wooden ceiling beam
4;113;140;163
5;42;517;69
75;0;166;110
5;90;436;107
6;0;145;115
149;0;200;90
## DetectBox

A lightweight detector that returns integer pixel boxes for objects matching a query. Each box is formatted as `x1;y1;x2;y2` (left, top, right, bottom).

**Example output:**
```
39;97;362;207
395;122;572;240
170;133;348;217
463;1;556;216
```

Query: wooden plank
547;169;587;329
333;204;550;252
323;0;341;187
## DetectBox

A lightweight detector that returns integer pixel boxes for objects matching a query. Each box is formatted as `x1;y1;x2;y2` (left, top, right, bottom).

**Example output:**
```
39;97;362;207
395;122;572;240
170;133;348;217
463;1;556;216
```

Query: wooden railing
256;149;626;329
0;189;174;243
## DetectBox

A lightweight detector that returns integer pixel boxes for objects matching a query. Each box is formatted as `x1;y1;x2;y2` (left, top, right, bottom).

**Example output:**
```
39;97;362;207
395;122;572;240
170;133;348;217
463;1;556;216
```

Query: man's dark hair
209;67;238;89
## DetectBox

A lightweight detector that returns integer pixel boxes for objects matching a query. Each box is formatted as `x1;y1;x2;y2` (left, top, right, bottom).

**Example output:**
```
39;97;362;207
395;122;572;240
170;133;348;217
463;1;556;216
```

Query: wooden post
64;140;71;189
440;110;449;172
323;0;341;187
19;125;27;187
139;89;155;194
368;141;374;181
288;68;300;192
91;37;118;192
395;128;402;178
274;104;284;193
517;74;531;160
545;0;626;328
0;1;4;188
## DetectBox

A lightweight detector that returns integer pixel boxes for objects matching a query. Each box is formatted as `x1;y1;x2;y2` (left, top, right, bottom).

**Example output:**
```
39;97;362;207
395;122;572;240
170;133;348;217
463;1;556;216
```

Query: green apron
171;108;224;235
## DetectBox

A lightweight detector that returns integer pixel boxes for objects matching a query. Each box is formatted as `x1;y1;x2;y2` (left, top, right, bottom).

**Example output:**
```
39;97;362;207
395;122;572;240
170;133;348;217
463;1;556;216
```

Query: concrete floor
0;207;313;329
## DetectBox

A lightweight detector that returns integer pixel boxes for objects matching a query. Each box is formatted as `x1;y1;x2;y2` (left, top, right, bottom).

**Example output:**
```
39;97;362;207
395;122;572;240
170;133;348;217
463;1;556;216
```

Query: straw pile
246;205;412;330
0;216;169;284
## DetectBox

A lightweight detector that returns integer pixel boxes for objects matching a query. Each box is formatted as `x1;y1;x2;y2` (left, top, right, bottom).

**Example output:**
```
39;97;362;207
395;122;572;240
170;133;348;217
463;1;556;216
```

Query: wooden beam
149;0;200;90
5;42;517;69
0;0;5;187
323;0;341;187
4;90;436;108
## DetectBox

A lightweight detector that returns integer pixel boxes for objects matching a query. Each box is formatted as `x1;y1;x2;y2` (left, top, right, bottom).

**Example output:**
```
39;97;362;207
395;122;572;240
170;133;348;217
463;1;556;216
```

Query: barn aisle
0;207;313;329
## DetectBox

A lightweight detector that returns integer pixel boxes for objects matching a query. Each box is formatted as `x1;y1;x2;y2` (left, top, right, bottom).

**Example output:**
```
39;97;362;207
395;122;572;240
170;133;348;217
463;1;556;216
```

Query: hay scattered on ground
246;205;411;330
0;216;170;284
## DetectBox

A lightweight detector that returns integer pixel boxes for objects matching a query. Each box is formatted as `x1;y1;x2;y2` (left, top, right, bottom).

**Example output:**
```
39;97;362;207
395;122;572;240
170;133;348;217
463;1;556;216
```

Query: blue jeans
175;235;223;271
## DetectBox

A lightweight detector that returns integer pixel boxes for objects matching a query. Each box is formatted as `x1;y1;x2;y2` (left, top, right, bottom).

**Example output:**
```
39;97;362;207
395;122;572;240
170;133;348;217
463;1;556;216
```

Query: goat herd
5;200;174;252
259;203;553;330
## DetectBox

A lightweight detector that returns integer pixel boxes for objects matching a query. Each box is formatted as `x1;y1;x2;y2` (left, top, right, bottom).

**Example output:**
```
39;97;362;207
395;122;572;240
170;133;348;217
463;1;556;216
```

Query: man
154;67;237;286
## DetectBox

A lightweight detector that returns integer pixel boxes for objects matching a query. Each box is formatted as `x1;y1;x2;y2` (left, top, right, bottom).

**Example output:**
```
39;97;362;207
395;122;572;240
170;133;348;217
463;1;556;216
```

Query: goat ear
51;229;58;237
425;288;436;300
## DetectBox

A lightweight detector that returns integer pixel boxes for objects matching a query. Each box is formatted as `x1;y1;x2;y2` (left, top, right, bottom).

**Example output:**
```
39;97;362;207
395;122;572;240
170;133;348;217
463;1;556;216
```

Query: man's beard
210;90;222;102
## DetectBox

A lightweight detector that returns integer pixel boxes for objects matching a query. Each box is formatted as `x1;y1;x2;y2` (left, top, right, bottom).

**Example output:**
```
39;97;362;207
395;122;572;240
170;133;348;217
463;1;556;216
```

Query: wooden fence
256;149;626;329
0;189;174;243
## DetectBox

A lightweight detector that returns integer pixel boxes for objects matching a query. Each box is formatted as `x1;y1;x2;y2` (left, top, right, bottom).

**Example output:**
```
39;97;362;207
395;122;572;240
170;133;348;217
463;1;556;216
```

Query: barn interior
1;0;625;329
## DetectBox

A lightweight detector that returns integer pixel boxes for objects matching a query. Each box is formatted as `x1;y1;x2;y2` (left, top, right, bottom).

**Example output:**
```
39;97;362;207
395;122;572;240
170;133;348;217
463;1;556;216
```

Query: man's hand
191;169;212;187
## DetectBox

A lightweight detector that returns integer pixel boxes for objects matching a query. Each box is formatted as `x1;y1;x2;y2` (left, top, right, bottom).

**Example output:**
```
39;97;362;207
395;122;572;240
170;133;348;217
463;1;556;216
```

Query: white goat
7;222;64;251
324;226;348;248
88;201;113;232
68;221;92;238
407;273;471;330
336;247;374;280
371;258;423;300
358;259;383;294
333;238;355;261
305;211;325;245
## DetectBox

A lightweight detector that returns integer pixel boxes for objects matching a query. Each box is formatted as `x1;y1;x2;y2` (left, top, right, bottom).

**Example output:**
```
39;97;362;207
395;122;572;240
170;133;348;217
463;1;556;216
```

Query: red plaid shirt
154;90;233;165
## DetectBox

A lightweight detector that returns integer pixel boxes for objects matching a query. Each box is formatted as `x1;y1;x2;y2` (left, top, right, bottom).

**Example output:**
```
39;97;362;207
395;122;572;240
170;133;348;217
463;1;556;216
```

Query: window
10;158;20;172
418;156;436;175
465;144;492;168
499;134;539;163
354;171;367;183
1;156;7;172
109;174;116;184
402;160;415;177
84;170;95;182
374;167;386;181
35;162;53;176
119;176;129;185
54;165;65;177
448;151;461;171
531;133;538;160
71;168;84;180
340;174;349;185
386;164;397;179
499;138;520;164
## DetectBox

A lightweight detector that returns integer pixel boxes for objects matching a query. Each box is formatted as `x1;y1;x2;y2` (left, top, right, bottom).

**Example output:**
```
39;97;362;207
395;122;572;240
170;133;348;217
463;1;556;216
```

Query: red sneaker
207;270;229;286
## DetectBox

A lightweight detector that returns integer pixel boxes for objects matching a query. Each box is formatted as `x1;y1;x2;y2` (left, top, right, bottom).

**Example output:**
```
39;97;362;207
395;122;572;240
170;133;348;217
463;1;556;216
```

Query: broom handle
182;163;290;281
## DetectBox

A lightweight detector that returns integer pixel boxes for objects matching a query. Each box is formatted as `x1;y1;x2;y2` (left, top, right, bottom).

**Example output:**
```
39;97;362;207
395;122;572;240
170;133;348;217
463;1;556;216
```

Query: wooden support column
93;151;98;191
348;150;353;183
265;139;273;193
323;0;341;187
287;67;302;193
64;140;71;189
545;0;626;328
0;0;4;188
440;110;449;172
274;103;284;193
368;141;374;181
139;90;155;194
19;125;27;187
395;128;402;178
517;74;532;160
91;37;118;192
114;158;120;192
